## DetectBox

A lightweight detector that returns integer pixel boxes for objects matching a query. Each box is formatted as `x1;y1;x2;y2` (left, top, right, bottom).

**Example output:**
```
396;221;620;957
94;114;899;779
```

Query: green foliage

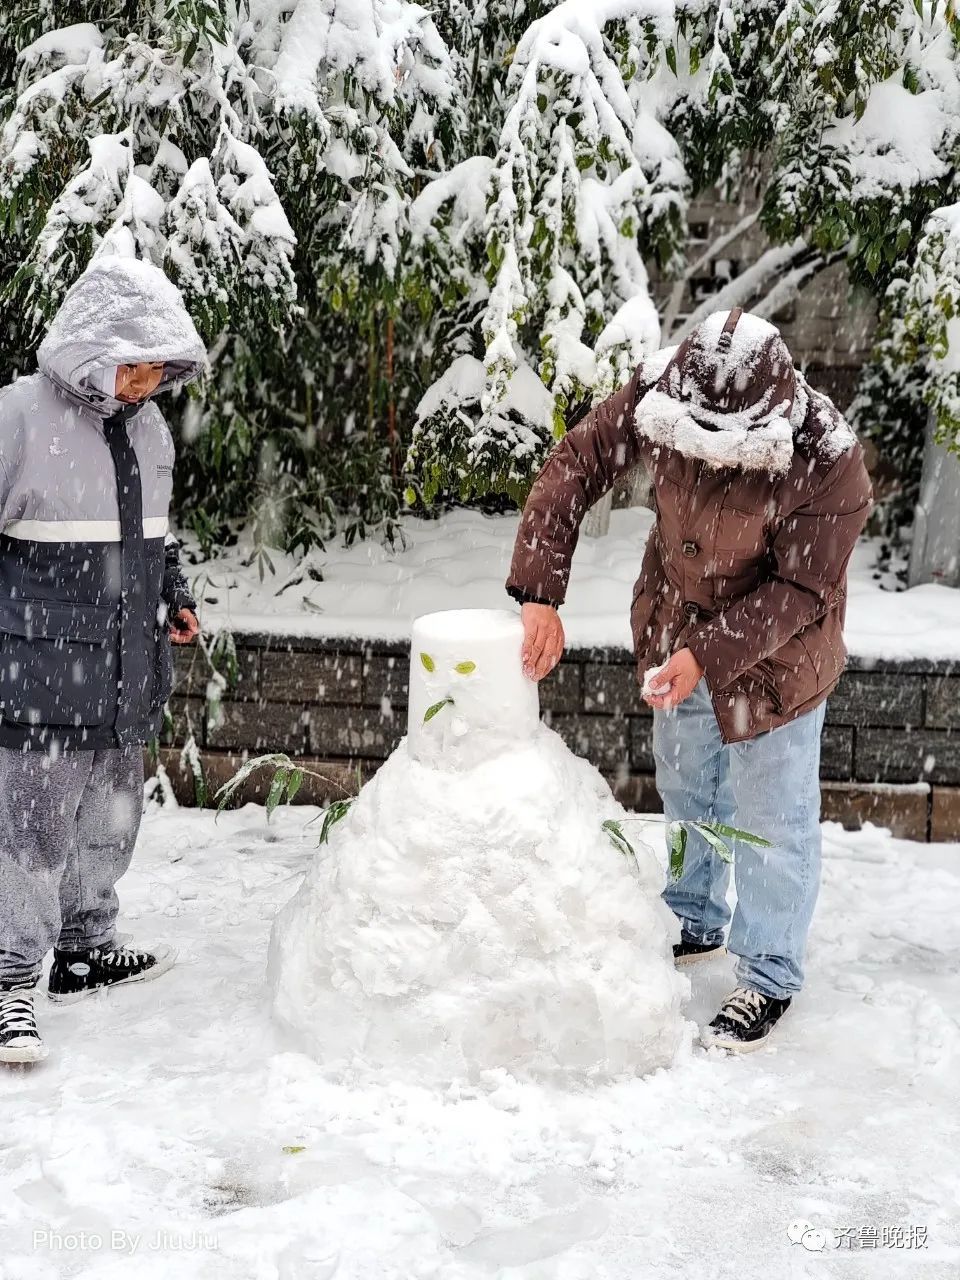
319;798;354;845
423;696;455;723
1;1;958;537
215;751;302;813
604;815;771;880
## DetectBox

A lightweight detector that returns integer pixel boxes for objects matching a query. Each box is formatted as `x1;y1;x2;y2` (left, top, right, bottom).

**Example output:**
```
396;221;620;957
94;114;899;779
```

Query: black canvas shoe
0;985;48;1063
673;938;727;966
48;943;176;1004
702;986;791;1053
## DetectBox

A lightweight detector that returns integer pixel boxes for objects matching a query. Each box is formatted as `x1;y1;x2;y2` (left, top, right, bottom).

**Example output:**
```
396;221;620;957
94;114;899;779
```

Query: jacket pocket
762;625;845;716
0;597;119;728
711;505;768;558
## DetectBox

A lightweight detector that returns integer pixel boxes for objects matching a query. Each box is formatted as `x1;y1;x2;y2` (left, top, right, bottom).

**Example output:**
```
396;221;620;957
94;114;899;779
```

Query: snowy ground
184;509;960;662
2;803;958;1280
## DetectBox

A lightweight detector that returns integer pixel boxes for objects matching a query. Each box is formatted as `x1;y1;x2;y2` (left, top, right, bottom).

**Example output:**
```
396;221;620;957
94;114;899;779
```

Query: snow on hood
37;256;207;416
635;309;797;476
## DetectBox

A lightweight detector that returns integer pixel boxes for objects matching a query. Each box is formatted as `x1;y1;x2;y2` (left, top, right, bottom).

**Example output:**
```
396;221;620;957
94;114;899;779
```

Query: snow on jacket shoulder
0;256;206;751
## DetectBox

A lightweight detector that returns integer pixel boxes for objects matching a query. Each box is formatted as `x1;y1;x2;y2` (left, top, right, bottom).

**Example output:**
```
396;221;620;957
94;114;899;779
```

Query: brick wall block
925;677;960;730
820;726;854;780
820;783;929;841
261;651;362;705
162;696;207;746
826;673;924;728
362;653;409;708
583;662;647;715
855;729;960;785
207;700;308;753
173;647;260;701
931;788;960;842
549;713;629;771
629;717;655;773
538;661;583;713
308;704;403;759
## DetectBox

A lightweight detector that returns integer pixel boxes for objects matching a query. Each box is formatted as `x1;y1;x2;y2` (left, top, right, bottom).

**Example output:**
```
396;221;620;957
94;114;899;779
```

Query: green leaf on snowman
454;661;476;675
423;696;454;723
420;652;436;672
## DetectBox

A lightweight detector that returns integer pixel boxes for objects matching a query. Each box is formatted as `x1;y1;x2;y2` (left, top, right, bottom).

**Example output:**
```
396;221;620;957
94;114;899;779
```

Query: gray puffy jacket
0;256;206;750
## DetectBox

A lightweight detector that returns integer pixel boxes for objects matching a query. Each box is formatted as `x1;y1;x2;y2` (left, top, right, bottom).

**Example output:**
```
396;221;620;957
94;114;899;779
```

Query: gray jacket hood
37;256;207;417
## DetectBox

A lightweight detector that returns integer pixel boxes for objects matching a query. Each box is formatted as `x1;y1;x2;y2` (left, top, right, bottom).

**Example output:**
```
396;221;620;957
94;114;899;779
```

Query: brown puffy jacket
507;309;874;743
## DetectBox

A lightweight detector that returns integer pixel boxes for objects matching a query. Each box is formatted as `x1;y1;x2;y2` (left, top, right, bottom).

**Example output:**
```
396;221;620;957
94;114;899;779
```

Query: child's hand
169;608;200;645
643;647;703;710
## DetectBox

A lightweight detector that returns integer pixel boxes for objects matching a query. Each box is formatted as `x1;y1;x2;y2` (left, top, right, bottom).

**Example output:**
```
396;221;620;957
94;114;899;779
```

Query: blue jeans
655;679;826;1000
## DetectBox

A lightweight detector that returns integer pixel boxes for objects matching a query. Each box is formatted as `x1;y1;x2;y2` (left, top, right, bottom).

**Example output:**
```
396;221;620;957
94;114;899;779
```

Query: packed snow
2;802;957;1278
270;610;686;1080
183;507;960;662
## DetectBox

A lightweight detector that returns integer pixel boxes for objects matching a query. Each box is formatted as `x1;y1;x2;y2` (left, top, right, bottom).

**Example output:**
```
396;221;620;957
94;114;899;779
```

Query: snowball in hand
642;660;670;697
269;609;688;1081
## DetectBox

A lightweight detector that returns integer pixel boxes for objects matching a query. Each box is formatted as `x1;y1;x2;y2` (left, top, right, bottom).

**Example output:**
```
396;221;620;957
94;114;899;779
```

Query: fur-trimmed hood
635;309;801;476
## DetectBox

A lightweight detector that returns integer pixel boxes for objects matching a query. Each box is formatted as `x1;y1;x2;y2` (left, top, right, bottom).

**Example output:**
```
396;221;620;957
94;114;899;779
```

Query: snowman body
269;609;688;1080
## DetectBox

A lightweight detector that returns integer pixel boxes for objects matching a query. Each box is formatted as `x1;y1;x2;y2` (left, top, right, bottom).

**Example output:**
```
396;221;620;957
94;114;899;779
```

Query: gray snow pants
0;745;144;986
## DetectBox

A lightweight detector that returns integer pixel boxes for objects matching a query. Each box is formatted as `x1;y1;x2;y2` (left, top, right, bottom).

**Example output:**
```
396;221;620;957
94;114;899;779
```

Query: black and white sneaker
0;985;48;1063
701;986;791;1053
48;943;176;1004
673;938;727;966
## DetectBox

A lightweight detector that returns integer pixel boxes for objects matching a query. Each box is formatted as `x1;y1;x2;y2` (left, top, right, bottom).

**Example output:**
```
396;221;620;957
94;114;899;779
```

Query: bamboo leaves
602;817;771;880
668;823;688;881
602;818;636;860
319;799;355;845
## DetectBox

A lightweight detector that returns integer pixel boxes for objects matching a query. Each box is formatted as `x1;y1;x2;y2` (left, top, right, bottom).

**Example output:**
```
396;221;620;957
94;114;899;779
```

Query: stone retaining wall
159;636;960;842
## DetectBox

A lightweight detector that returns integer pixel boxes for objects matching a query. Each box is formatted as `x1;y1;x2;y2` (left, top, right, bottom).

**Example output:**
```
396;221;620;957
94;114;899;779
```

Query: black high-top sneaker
0;984;48;1063
702;986;792;1053
48;943;176;1004
673;937;727;966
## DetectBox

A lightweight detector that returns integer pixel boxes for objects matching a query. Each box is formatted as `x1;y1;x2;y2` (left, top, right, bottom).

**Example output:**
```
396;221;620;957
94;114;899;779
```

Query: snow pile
269;609;688;1080
2;803;959;1276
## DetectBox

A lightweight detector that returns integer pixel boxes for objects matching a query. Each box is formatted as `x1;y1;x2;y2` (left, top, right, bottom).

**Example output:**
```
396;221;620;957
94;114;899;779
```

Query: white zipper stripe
4;517;169;543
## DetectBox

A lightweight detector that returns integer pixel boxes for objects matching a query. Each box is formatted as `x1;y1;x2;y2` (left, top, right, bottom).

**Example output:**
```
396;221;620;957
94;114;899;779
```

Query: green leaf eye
420;652;435;672
454;661;476;675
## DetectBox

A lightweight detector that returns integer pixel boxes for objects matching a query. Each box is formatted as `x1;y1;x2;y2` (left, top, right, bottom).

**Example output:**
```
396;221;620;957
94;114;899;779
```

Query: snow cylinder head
407;609;540;768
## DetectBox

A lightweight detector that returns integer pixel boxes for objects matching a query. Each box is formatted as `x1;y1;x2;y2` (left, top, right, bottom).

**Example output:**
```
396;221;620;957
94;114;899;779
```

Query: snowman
268;608;688;1080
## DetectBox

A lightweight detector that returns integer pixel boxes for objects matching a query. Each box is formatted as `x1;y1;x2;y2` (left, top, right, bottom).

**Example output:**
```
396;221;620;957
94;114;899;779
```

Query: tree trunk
583;490;613;538
908;411;960;588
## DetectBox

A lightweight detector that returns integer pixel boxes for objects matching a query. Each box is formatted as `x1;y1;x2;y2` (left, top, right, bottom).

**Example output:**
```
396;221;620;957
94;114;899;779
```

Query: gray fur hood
37;256;207;417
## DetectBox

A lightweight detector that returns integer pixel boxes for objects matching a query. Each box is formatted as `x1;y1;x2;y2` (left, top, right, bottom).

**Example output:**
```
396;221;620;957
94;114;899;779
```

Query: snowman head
407;609;540;769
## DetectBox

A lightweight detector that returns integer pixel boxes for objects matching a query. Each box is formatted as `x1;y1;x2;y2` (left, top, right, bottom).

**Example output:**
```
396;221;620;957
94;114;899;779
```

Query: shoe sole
47;948;177;1005
700;1030;773;1054
0;1043;48;1064
674;946;727;968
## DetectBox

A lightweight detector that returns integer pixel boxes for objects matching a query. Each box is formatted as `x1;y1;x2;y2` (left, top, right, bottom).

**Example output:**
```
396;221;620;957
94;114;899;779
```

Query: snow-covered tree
1;1;958;546
408;0;960;508
0;0;457;550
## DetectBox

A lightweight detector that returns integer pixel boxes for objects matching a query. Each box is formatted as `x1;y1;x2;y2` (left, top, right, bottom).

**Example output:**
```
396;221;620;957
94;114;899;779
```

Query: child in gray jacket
0;256;206;1063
